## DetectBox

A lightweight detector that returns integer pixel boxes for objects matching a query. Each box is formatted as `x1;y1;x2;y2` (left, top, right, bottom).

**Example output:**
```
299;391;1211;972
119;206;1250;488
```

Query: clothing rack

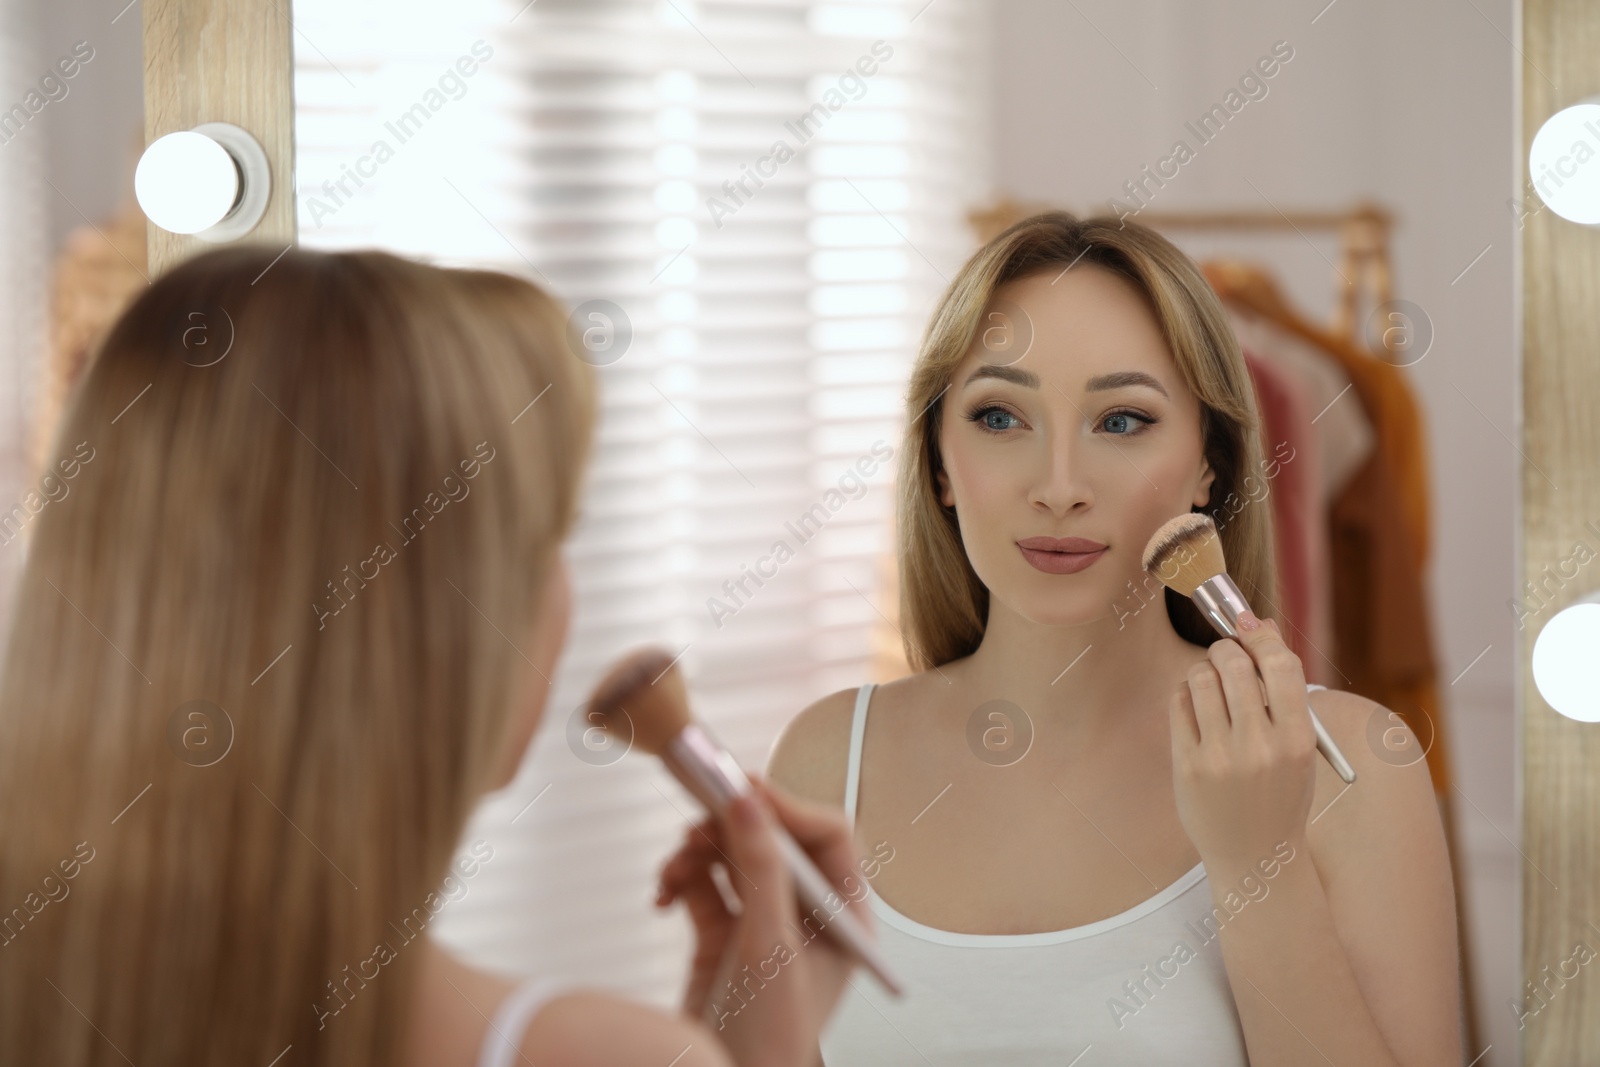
967;197;1398;357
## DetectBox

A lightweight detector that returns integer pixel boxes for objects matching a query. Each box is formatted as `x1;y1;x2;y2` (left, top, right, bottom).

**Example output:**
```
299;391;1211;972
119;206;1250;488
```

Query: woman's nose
1027;431;1096;515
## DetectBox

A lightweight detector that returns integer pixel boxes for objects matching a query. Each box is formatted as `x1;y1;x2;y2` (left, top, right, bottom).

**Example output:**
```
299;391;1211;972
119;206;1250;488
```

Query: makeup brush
1142;513;1358;784
586;647;905;998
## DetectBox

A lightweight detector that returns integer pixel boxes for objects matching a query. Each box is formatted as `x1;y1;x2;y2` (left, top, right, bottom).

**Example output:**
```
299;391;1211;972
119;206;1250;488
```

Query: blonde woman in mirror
0;246;866;1067
748;213;1461;1066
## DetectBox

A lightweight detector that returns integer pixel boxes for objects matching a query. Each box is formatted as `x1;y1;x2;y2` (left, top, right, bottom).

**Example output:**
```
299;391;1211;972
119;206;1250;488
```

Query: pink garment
1242;347;1335;686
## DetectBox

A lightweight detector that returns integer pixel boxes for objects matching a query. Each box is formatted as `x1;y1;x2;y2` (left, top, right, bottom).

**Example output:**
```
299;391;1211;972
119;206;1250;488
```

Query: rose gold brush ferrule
662;723;906;997
1193;572;1251;640
663;723;752;811
1192;574;1358;785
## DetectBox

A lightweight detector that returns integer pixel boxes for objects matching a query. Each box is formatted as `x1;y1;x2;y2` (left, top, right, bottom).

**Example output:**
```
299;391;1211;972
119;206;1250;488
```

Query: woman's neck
957;596;1209;749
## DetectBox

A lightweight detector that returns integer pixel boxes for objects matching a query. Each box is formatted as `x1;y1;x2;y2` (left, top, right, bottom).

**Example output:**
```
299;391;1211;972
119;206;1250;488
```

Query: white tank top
819;681;1325;1065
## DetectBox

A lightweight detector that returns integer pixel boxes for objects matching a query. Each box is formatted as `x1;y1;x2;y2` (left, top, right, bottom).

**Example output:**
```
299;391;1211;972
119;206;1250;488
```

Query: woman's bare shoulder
765;671;948;809
525;990;734;1067
765;686;861;809
1302;686;1442;869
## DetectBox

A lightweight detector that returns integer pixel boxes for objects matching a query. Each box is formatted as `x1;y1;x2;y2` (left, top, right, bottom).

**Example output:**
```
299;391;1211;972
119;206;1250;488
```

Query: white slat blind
293;0;989;1007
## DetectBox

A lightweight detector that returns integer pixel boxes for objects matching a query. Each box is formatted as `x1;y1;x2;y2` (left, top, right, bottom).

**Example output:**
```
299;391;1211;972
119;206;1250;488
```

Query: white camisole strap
476;977;566;1067
843;683;876;823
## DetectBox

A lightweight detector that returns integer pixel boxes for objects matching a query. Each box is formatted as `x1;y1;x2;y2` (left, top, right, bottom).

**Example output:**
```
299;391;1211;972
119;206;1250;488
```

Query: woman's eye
1100;410;1154;435
964;405;1021;433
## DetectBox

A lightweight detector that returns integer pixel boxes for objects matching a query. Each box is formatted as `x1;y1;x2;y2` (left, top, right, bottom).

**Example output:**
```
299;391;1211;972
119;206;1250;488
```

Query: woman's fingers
1184;659;1231;745
1232;613;1316;757
1206;637;1269;742
656;820;722;905
745;775;868;921
1169;681;1201;751
717;790;798;930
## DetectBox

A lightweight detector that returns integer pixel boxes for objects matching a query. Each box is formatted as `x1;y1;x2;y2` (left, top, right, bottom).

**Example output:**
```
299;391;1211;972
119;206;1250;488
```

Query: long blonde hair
0;245;596;1064
897;211;1278;669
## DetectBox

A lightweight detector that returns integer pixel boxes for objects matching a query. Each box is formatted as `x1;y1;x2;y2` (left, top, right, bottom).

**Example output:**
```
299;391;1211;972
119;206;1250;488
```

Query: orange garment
1315;326;1450;794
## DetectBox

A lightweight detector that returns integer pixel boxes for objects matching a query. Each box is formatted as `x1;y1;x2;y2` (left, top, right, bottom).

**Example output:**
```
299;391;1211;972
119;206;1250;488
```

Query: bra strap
843;684;875;823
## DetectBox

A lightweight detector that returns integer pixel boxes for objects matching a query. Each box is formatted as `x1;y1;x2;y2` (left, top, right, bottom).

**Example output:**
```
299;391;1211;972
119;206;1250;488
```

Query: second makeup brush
585;647;905;997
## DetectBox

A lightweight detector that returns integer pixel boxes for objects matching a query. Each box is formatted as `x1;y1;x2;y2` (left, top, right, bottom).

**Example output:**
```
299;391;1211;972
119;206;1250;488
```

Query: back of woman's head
0;245;595;1064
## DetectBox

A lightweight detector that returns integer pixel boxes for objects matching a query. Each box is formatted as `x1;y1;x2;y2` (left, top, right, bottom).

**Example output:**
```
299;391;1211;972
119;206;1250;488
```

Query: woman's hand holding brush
1169;611;1319;877
585;646;899;1065
655;773;868;1067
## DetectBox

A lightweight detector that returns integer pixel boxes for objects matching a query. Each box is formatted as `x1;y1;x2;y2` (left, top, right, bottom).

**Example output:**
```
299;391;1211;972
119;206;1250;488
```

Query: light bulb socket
188;122;271;243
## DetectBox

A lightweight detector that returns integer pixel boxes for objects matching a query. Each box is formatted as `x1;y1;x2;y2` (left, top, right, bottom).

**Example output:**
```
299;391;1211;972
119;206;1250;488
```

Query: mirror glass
6;0;1519;1062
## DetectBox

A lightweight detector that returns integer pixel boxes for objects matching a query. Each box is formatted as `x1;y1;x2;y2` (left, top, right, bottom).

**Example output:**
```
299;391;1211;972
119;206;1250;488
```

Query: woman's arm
1198;683;1463;1067
760;690;860;1067
526;991;737;1067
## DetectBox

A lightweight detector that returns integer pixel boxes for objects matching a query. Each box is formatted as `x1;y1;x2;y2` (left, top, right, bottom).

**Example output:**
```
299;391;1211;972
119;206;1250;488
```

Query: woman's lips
1016;542;1109;574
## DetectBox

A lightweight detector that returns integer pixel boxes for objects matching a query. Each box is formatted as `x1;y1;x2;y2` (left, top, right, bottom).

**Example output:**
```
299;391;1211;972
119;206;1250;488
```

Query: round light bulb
1529;103;1600;225
1531;602;1600;723
134;131;241;235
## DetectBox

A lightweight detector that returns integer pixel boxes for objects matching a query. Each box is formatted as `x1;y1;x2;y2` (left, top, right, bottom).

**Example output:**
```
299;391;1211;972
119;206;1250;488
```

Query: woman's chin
996;586;1122;630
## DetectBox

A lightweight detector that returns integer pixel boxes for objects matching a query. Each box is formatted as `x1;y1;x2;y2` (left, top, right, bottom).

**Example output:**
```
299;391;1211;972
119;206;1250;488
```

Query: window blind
293;0;990;1007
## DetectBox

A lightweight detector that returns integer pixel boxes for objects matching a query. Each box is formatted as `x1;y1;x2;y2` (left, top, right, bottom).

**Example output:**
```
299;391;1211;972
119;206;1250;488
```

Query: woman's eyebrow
963;364;1039;388
961;365;1169;399
1085;370;1169;398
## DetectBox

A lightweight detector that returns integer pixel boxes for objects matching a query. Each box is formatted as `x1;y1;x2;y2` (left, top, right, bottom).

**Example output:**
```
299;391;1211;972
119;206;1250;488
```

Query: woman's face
935;264;1217;629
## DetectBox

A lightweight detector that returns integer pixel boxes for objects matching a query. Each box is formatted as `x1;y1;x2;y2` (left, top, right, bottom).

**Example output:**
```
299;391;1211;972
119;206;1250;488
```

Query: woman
0;245;866;1066
710;212;1462;1065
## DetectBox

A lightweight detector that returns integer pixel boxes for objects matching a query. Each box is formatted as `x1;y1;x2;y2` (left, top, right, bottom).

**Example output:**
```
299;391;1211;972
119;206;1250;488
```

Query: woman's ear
936;464;955;509
1193;457;1216;509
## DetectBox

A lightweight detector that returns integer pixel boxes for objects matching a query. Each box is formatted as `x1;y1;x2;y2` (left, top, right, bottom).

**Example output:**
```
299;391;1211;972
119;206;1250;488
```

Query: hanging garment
1241;346;1336;687
1228;309;1377;515
1206;261;1450;795
1314;325;1452;793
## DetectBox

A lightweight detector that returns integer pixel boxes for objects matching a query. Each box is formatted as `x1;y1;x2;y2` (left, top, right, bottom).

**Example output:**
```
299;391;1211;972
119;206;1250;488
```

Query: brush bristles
1141;513;1228;597
585;646;692;756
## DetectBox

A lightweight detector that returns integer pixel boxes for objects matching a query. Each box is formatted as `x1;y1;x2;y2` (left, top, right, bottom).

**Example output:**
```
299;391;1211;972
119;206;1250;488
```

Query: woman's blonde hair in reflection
896;210;1278;668
0;246;596;1065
